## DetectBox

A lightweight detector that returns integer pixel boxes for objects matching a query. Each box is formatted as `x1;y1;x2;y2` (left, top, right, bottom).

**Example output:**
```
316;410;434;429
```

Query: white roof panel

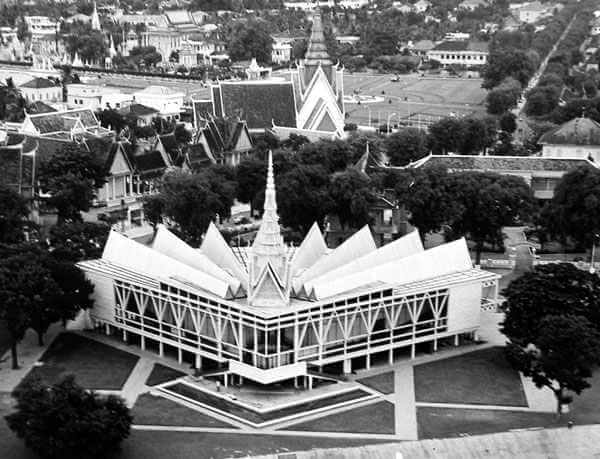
312;238;473;299
101;230;234;299
200;222;248;287
290;222;328;278
151;225;242;293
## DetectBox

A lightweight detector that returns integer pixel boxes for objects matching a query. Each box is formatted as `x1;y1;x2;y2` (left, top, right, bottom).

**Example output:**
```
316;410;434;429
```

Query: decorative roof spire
304;8;333;68
91;2;101;31
252;150;285;258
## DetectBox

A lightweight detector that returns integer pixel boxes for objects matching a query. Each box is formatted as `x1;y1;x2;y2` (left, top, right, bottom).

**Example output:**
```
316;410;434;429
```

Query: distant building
338;0;369;8
283;0;334;10
192;10;345;139
413;0;431;13
458;0;488;10
66;84;133;110
411;39;435;56
20;108;113;139
427;41;489;66
539;117;600;162
118;103;160;127
133;86;185;120
515;1;558;23
272;36;293;64
23;16;58;43
409;154;597;200
19;77;62;103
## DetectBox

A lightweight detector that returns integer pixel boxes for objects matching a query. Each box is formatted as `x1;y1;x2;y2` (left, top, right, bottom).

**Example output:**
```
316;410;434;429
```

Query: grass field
357;371;395;394
16;332;139;391
145;363;186;386
343;74;487;126
284;401;395;434
132;393;236;428
414;346;528;407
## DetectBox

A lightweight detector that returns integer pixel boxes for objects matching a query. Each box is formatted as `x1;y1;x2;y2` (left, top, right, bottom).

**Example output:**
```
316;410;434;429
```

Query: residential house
19;78;62;103
539;117;600;162
133;86;185;121
427;41;489;66
118;103;160;127
187;117;253;167
20;108;113;139
67;83;133;110
272;34;293;64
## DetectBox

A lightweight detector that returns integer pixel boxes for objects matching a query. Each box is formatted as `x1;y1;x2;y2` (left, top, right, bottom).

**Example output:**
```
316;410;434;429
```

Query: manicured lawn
414;346;527;407
166;384;370;424
132;393;236;428
357;371;395;394
145;363;186;386
17;332;139;391
284;401;395;434
417;407;557;439
118;430;391;459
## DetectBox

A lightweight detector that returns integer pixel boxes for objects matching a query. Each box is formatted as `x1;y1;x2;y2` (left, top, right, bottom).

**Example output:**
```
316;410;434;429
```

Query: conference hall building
78;153;499;385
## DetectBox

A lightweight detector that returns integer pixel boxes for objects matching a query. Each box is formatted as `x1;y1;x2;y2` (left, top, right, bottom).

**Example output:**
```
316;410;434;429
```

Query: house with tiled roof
539;117;600;162
427;40;489;66
0;131;37;198
187;117;253;167
20;108;113;139
409;154;597;199
118;103;160;127
18;77;62;103
192;8;345;139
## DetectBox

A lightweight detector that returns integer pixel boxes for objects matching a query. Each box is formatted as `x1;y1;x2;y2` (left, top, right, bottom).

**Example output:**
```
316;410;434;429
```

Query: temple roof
539;117;600;146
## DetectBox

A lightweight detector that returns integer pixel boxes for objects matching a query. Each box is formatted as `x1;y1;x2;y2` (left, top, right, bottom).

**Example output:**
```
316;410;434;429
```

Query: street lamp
387;112;397;134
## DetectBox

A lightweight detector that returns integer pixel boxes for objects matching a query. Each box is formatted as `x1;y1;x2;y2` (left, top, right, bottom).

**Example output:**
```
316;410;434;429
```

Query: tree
486;77;522;115
448;172;535;264
97;109;127;132
384;128;429;166
427;117;467;154
174;124;192;145
0;77;27;122
0;185;30;243
395;166;461;239
47;222;110;262
227;19;273;64
128;46;162;68
500;112;517;133
483;49;536;89
236;158;266;216
524;85;561;117
6;376;132;459
154;168;236;245
328;169;375;230
277;164;333;234
458;116;497;154
506;315;600;414
297;139;352;173
38;143;108;223
545;166;600;247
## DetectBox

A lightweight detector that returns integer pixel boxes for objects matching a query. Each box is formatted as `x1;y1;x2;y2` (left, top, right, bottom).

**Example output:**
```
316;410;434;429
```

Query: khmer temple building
78;152;499;385
193;9;345;140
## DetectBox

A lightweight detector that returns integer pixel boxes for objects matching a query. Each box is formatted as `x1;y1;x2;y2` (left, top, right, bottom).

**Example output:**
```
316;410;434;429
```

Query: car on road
390;75;400;82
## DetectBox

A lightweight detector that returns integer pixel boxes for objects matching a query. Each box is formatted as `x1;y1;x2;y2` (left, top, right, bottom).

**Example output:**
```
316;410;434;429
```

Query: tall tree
328;169;375;230
486;77;522;115
458;116;497;155
297;139;352;173
277;164;333;234
38;144;108;223
448;172;535;264
544;166;600;248
236;158;266;216
227;19;273;63
47;222;110;262
0;185;30;243
384;128;429;166
6;376;132;459
427;117;467;154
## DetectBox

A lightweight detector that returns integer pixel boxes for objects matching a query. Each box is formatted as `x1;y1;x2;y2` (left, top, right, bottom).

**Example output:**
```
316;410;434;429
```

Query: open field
343;74;487;127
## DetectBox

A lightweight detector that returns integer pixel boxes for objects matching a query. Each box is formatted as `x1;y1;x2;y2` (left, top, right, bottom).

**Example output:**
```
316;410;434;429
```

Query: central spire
252;150;286;259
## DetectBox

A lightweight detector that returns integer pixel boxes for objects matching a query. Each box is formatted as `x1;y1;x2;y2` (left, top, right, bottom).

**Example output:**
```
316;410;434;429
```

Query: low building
458;0;488;10
412;40;435;57
77;152;499;385
516;1;555;23
0;131;37;197
338;0;369;8
427;41;489;66
539;117;600;162
19;77;62;103
118;103;160;127
414;0;431;12
409;154;597;200
23;16;58;43
66;84;133;110
272;39;292;64
133;86;185;120
20;108;113;139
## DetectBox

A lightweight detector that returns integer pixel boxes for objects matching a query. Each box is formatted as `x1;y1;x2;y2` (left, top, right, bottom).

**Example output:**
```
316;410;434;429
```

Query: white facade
272;41;292;64
23;16;58;42
133;85;184;119
79;153;499;385
19;83;62;103
427;48;488;66
67;84;133;110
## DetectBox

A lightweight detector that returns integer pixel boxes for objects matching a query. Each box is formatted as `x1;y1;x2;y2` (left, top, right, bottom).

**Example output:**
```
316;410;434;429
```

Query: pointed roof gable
313;237;472;299
102;231;235;299
152;225;243;296
293;225;376;291
200;221;248;286
308;230;424;291
290;222;328;277
249;261;288;307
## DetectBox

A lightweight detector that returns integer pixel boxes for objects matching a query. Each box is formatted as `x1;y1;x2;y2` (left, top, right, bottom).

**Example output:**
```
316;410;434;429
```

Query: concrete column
343;359;352;374
433;337;438;352
411;342;416;359
141;335;145;351
105;323;110;335
294;377;299;389
224;374;228;388
195;354;202;370
308;375;313;390
239;375;243;385
389;348;394;365
474;331;480;342
159;341;164;357
122;330;127;342
454;334;459;346
366;354;371;370
177;347;182;364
